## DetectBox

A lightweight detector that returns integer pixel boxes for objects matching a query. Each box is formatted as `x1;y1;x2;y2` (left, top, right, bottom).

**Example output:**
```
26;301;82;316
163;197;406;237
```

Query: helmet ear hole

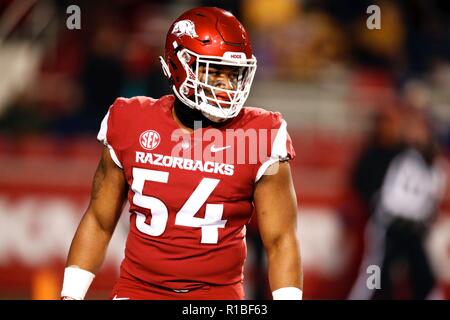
169;59;177;70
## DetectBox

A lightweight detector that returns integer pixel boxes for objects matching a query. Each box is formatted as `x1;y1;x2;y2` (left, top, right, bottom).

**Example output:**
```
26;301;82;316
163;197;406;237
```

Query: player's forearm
266;232;303;292
66;209;115;274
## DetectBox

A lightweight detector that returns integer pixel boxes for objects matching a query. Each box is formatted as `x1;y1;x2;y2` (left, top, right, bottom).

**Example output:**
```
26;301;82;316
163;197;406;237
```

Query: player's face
197;64;242;108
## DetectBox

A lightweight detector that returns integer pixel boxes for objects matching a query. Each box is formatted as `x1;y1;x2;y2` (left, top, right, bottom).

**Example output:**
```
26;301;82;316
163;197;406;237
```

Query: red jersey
97;95;295;290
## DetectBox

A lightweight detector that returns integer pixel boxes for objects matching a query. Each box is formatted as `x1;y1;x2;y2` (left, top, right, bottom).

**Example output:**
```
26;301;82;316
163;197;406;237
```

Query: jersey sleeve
254;112;296;183
96;97;131;169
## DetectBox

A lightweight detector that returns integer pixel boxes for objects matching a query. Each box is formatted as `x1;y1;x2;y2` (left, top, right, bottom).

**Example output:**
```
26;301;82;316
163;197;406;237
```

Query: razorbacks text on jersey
97;94;295;290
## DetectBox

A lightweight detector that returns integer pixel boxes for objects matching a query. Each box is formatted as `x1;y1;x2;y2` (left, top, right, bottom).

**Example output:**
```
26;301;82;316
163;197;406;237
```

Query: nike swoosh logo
112;295;130;300
210;145;231;153
173;289;190;293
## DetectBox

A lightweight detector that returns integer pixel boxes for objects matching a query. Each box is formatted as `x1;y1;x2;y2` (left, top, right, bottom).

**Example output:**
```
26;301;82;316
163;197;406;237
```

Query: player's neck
172;98;226;132
172;106;194;133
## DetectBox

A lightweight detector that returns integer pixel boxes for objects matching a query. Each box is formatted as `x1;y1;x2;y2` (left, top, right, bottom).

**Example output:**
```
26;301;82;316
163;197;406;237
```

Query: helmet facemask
161;46;257;122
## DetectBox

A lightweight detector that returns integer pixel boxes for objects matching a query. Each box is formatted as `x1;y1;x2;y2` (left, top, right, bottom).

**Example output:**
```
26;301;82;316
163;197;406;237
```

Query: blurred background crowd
0;0;449;300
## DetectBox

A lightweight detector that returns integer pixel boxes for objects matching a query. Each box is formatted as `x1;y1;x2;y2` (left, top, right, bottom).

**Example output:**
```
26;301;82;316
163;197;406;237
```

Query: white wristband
61;266;95;300
272;287;303;300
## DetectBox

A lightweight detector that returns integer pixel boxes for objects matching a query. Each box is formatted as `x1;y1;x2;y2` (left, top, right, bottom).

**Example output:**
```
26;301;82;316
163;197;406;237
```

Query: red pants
109;271;245;300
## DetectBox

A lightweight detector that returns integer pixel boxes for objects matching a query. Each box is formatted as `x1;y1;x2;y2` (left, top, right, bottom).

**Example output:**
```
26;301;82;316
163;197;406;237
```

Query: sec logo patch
139;130;161;150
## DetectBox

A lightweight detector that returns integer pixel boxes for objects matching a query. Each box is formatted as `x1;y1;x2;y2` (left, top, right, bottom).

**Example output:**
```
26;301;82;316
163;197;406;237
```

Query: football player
61;7;303;300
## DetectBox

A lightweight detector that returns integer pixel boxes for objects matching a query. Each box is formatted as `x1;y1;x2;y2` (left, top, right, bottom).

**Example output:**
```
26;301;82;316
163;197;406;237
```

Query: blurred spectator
242;0;347;80
120;4;170;99
349;104;447;299
78;12;125;133
351;104;406;214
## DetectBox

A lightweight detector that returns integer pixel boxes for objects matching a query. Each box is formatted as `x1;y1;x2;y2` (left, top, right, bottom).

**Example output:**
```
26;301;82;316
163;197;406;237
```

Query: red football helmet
160;7;257;121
